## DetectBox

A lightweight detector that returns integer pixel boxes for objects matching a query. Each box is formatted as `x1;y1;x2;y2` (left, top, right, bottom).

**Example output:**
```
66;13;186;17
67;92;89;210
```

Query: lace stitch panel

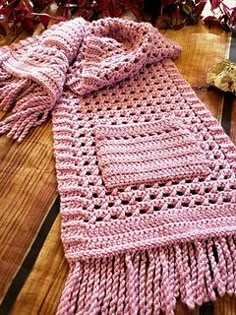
53;59;236;258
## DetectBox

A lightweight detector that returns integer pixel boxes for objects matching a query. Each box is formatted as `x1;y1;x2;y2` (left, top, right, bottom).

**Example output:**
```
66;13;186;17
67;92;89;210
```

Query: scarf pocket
95;117;211;190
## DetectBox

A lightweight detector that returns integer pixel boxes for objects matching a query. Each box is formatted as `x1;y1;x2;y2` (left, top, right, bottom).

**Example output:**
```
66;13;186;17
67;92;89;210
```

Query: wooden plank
214;295;236;315
164;22;231;131
10;216;68;315
0;122;58;302
193;88;224;121
164;23;230;87
175;303;199;315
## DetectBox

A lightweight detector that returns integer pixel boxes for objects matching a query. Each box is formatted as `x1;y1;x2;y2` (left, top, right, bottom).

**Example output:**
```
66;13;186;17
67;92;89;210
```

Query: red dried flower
0;0;234;36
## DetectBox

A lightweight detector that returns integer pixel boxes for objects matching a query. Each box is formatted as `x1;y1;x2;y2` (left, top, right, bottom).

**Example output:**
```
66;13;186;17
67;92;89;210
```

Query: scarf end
0;109;50;142
0;74;51;142
57;235;236;315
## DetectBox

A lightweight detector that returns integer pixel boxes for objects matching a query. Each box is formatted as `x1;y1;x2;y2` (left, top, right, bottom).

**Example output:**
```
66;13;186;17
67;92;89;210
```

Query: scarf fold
0;18;180;141
0;18;87;141
1;17;236;315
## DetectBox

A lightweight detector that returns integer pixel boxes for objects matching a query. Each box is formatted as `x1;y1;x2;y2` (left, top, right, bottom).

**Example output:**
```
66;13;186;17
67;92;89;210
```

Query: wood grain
214;295;236;315
164;23;231;87
193;88;225;121
175;303;199;315
0;122;57;301
164;23;231;123
10;216;68;315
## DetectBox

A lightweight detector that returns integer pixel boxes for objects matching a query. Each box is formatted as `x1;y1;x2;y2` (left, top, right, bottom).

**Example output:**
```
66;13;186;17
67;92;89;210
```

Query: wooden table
0;20;235;315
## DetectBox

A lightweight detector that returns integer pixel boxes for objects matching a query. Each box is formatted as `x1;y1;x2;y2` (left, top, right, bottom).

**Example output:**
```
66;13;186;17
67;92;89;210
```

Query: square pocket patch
95;117;210;190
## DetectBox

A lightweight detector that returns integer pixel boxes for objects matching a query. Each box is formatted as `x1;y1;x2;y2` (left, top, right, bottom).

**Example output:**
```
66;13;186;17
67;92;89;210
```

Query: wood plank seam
0;196;60;314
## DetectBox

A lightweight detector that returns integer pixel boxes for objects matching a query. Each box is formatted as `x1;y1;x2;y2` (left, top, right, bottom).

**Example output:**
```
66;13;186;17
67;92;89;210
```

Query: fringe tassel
0;75;52;142
57;263;82;315
125;253;139;315
0;79;29;111
57;235;236;315
0;38;70;142
153;249;161;314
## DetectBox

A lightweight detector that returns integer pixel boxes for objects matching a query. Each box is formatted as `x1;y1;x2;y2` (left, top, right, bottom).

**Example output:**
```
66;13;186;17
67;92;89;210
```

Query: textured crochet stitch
1;17;236;315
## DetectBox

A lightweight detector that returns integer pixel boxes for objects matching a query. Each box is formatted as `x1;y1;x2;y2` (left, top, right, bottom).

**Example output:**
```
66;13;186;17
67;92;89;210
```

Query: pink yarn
95;118;211;189
1;17;236;314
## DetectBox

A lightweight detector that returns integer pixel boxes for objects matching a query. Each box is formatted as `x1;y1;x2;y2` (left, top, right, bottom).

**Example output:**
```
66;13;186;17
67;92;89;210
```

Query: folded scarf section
1;17;236;315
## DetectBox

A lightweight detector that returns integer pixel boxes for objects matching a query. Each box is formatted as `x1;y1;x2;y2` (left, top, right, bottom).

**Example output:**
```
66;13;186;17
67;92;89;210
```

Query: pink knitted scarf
1;18;236;315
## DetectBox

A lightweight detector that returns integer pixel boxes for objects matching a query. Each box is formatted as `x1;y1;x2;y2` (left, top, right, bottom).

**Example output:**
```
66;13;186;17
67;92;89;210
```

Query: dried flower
0;0;234;36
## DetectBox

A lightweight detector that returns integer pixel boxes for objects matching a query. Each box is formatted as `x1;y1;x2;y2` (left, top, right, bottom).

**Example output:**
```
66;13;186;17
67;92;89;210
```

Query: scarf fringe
0;23;75;142
0;75;51;141
57;235;236;315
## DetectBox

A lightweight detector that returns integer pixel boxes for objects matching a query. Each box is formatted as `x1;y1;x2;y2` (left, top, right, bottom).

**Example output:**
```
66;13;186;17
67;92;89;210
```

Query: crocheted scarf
1;18;236;315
